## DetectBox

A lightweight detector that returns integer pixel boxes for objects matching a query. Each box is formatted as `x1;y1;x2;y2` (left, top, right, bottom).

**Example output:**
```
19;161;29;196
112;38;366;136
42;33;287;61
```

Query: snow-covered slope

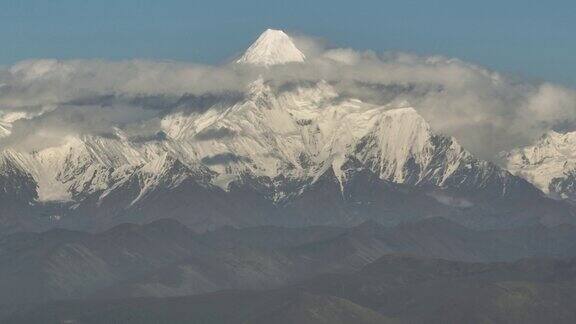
2;133;210;203
0;149;38;202
236;29;305;66
504;131;576;199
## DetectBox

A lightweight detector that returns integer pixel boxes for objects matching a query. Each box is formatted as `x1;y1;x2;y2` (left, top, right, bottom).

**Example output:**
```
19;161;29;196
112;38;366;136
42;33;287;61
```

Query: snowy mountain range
0;29;574;234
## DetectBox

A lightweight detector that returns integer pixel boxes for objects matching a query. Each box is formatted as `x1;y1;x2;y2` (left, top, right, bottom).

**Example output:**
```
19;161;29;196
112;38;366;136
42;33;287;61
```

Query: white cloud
0;33;575;159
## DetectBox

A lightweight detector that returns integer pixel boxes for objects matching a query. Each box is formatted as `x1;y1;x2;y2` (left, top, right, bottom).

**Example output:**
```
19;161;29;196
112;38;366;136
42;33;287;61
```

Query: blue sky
1;0;574;86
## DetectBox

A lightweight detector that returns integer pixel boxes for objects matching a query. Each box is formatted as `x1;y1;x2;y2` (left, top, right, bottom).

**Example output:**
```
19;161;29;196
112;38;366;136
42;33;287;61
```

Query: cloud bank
1;33;575;160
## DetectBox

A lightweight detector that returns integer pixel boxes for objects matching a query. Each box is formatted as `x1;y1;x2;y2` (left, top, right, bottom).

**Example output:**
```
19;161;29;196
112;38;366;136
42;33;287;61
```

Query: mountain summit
504;130;576;200
236;29;306;66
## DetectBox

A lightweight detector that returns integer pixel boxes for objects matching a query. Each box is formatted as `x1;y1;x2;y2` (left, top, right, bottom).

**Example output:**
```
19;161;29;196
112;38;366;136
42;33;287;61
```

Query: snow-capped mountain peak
503;130;576;198
236;29;306;66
